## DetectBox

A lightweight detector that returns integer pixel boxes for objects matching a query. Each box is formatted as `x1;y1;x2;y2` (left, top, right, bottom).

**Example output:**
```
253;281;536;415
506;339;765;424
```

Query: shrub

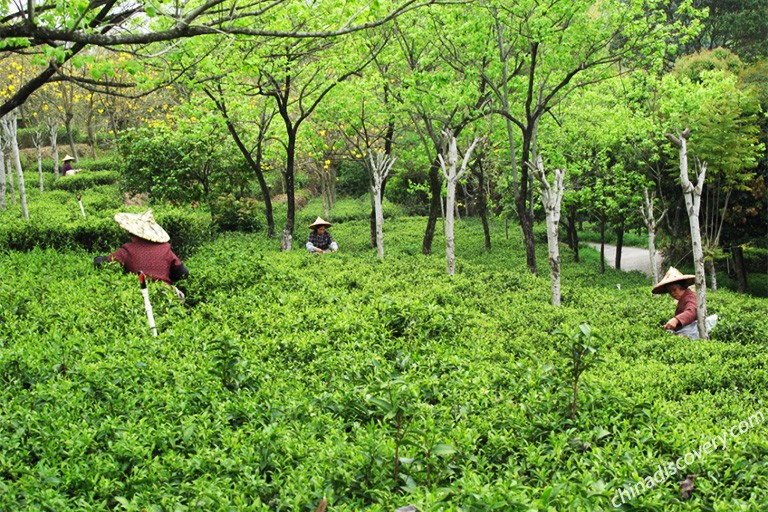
211;194;264;233
336;160;369;197
51;170;120;192
0;206;212;256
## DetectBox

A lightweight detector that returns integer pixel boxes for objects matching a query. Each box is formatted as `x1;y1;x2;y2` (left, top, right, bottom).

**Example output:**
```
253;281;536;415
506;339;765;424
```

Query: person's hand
316;248;324;254
663;318;679;330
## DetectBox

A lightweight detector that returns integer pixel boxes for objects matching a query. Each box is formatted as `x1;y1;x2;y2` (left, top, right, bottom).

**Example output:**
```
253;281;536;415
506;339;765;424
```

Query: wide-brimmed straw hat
63;155;75;162
652;267;696;294
309;217;332;229
114;210;170;243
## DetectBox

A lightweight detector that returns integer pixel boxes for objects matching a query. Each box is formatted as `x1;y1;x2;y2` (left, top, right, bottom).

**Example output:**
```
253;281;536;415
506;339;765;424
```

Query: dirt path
586;242;661;278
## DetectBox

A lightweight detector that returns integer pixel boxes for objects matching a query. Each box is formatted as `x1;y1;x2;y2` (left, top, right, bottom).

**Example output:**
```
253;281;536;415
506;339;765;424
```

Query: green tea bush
0;204;212;257
210;194;264;233
51;170;120;191
1;214;768;510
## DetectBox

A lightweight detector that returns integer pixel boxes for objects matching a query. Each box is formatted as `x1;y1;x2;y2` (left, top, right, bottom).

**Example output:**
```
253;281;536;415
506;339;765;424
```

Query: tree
0;0;435;118
202;82;278;237
666;129;709;340
529;155;566;306
256;36;381;249
367;150;397;258
1;111;29;219
641;189;667;284
660;57;763;290
476;0;701;275
438;132;479;275
685;0;768;61
390;12;488;255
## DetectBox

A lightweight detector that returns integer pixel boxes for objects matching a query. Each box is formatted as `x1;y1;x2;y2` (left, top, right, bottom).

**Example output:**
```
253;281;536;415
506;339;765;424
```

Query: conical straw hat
309;216;332;229
652;267;695;294
63;155;75;161
114;210;170;243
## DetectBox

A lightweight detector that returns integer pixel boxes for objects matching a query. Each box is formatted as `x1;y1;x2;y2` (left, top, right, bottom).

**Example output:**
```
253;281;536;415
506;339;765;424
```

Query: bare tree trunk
280;229;292;251
65;113;78;160
319;163;336;218
599;215;606;274
614;223;624;270
48;120;60;179
641;189;666;285
666;129;708;339
529;155;565;306
439;132;479;276
706;258;718;292
33;129;45;192
0;147;6;211
3;113;28;219
6;155;14;204
731;245;748;293
367;150;396;259
422;158;442;255
471;157;491;251
566;206;580;262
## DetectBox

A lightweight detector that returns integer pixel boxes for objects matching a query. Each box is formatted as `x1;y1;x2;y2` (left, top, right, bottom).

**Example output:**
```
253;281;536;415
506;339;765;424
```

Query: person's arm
329;241;338;252
306;241;321;253
170;262;189;283
94;247;126;268
674;292;698;329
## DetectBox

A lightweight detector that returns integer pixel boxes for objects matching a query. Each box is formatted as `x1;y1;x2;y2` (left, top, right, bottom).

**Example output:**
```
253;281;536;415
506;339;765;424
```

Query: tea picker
139;272;158;337
76;194;86;218
93;211;190;333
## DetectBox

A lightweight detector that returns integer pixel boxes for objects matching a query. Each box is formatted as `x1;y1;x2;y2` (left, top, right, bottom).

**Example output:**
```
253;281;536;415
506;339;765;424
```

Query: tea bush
0;200;767;510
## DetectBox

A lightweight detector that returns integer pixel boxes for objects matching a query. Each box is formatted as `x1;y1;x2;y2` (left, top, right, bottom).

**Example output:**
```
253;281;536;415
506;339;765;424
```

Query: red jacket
674;288;698;330
107;238;183;284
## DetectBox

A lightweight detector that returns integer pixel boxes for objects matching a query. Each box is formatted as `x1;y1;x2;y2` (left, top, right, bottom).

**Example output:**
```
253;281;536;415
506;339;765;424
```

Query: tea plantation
1;182;767;511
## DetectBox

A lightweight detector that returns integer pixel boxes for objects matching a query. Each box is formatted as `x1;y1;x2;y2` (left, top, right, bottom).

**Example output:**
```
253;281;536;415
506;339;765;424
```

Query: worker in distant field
94;210;189;296
61;155;77;176
653;267;717;339
306;217;338;254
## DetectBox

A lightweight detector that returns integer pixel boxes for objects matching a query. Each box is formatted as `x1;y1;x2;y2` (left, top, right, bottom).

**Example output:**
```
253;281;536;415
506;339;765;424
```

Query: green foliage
50;170;120;192
0;217;767;509
210;194;264;233
336;160;370;197
116;126;238;205
298;196;406;226
16;126;85;149
0;194;212;257
555;323;604;420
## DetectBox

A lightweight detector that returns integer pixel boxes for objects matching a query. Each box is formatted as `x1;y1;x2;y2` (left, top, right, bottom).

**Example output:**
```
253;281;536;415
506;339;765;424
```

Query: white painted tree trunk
367;150;396;259
33;129;45;192
666;129;708;339
529;155;565;306
438;132;479;276
5;155;14;205
641;188;666;285
3;113;29;219
280;229;292;251
0;145;6;211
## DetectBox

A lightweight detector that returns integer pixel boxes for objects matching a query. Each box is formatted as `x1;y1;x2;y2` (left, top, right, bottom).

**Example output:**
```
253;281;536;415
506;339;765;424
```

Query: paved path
586;243;661;278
